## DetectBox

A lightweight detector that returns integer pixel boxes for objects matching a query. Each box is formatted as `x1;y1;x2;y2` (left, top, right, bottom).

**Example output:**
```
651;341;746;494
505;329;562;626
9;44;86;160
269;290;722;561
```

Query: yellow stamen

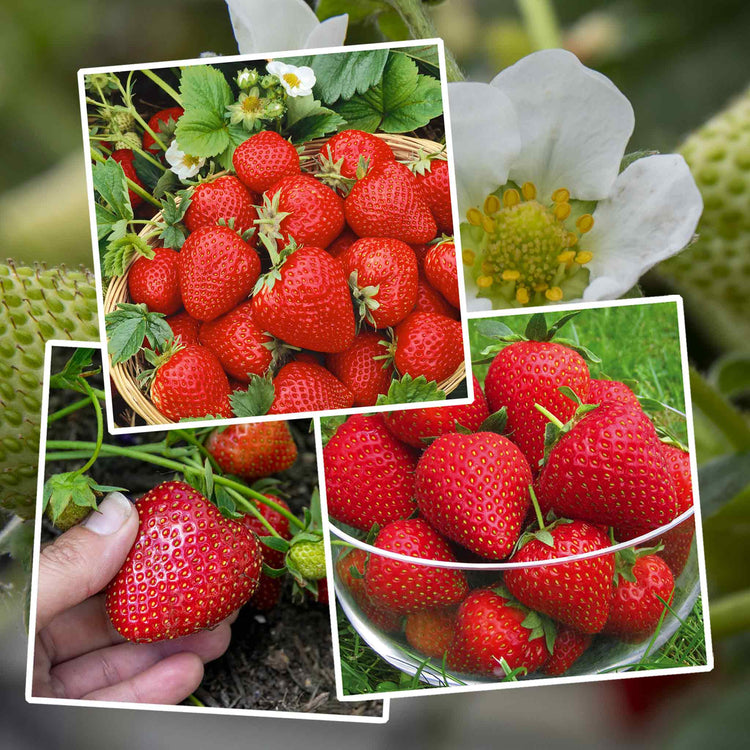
503;189;521;208
283;73;301;88
477;275;494;289
533;282;549;292
552;188;570;203
467;208;483;226
553;202;571;221
545;287;564;301
565;232;579;247
483;195;501;214
521;182;536;201
575;251;593;264
557;250;576;264
481;261;494;274
481;215;496;234
462;249;475;266
516;287;530;304
576;214;595;233
502;269;520;281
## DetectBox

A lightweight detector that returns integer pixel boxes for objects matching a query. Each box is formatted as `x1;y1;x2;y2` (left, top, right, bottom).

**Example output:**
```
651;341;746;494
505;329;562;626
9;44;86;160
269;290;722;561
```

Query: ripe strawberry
326;227;358;258
657;443;695;576
142;106;184;153
184;175;258;236
484;341;590;471
393;312;464;382
150;344;233;421
178;225;260;321
110;149;144;207
106;481;262;642
325;331;393;407
542;627;592;676
233;130;300;193
603;551;675;643
383;374;489;447
165;310;200;347
252;246;355;353
365;518;469;614
447;589;550;677
411;154;453;234
247;575;283;611
268;361;354;414
413;273;459;319
405;608;457;659
324;414;417;531
342;237;419;328
206;422;297;481
198;300;273;382
586;378;640;409
261;174;345;249
536;402;679;539
505;520;615;633
416;431;531;559
424;240;460;308
411;243;432;269
345;160;437;244
319;129;395;179
128;247;181;315
314;577;329;605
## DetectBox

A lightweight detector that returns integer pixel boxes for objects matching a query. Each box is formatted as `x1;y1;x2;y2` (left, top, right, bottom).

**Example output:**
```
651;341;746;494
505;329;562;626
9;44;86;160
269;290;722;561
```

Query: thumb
36;492;139;631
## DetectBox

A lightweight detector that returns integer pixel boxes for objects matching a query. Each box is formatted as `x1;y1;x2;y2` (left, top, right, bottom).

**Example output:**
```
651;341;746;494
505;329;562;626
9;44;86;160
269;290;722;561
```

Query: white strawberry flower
226;0;347;54
266;61;316;98
449;49;703;310
165;140;206;181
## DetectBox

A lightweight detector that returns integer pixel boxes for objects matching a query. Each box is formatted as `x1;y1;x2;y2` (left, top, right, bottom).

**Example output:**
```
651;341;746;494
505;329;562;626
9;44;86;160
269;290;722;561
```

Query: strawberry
325;331;393;407
411;154;453;234
252;246;355;353
447;588;551;677
319;129;394;179
178;225;260;321
184;175;258;236
586;378;640;409
542;627;591;676
423;239;460;308
413;273;459;319
505;519;615;634
327;227;358;258
536;401;679;540
106;481;262;642
288;539;327;580
110;149;144;207
268;360;354;414
260;174;345;249
232;130;300;193
314;577;329;605
165;310;200;347
342;237;419;328
128;247;181;315
393;312;464;383
411;243;432;269
206;422;297;481
345;160;437;244
415;431;532;559
405;607;457;659
142;107;183;153
657;443;695;576
603;550;675;643
150;344;233;421
364;518;469;614
198;300;273;382
247;575;283;611
484;341;590;471
323;414;417;531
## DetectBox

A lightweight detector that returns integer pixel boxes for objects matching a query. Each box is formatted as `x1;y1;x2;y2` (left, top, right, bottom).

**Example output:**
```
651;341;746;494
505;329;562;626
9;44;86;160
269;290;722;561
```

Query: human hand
32;492;235;704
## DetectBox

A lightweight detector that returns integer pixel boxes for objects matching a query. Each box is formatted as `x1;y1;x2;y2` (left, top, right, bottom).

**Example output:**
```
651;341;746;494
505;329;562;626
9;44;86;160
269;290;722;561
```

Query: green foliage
105;302;173;364
43;472;125;526
49;348;98;394
376;374;446;405
102;232;154;277
93;157;133;222
284;94;346;143
229;374;275;417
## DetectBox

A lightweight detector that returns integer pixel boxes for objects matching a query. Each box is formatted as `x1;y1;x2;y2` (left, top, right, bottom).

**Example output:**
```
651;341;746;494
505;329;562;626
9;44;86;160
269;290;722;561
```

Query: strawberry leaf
103;232;154;278
230;374;275;417
49;348;99;393
93;157;133;221
261;563;288;579
479;406;508;435
285;94;346;143
213;485;242;519
472;319;515;340
152;169;180;199
375;374;446;406
553;338;602;364
105;302;173;365
261;536;291;553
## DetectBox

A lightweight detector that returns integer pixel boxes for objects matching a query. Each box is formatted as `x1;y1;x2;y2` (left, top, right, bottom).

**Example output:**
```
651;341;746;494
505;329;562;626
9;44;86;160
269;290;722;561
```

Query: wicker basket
104;133;465;425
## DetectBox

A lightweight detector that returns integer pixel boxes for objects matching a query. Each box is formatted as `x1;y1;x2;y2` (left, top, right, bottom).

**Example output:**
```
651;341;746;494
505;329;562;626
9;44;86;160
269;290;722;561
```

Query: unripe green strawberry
113;131;142;151
287;539;326;580
111;111;136;132
0;262;99;518
657;87;750;351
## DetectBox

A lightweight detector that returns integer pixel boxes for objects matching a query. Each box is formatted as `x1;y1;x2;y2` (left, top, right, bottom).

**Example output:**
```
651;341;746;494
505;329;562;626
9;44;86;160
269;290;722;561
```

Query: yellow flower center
464;182;595;306
183;154;201;168
283;73;301;88
242;95;262;114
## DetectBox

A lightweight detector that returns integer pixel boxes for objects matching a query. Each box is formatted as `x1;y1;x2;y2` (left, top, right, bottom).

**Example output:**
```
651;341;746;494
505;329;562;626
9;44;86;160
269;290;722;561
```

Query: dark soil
44;346;383;717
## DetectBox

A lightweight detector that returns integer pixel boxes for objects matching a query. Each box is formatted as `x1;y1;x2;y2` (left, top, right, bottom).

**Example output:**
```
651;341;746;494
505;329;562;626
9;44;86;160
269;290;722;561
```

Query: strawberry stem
140;69;183;107
534;403;565;429
529;484;546;531
70;379;104;478
223;487;283;538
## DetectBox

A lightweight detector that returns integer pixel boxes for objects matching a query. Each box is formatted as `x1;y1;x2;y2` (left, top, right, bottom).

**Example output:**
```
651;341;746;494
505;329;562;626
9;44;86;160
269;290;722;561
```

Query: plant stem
224;487;282;538
72;380;104;477
48;396;94;424
173;430;223;474
534;403;565;429
528;485;545;530
142;69;183;107
517;0;562;49
710;588;750;640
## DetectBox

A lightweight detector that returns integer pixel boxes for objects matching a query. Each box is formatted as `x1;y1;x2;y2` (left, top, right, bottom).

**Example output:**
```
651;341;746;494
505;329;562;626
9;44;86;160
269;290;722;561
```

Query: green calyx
348;270;381;329
613;543;664;585
407;146;447;177
491;581;558;653
314;146;357;195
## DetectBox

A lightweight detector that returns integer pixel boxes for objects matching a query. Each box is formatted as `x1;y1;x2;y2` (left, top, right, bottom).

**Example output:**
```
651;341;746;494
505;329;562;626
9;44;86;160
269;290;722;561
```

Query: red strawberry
178;225;260;321
345;160;437;244
327;227;358;258
150;344;233;421
325;331;393;407
393;312;464;383
603;551;675;643
484;341;590;472
233;130;300;193
536;402;679;539
184;176;258;236
106;481;262;642
412;156;453;234
165;310;201;347
207;422;297;481
542;627;592;676
312;577;329;605
142;107;183;153
416;431;531;559
586;378;640;409
324;414;417;531
252;246;355;353
413;274;459;319
268;361;353;414
247;575;283;611
447;589;550;676
342;237;419;328
110;149;144;207
657;443;695;576
261;174;345;248
405;608;457;659
505;519;615;633
364;518;469;614
198;300;273;382
411;243;432;269
128;247;181;315
319;129;395;179
424;240;460;308
384;374;489;447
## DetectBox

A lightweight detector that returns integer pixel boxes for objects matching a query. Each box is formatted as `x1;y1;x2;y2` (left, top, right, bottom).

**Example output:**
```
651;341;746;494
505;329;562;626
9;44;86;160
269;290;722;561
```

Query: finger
36;493;139;631
51;621;232;699
81;652;205;705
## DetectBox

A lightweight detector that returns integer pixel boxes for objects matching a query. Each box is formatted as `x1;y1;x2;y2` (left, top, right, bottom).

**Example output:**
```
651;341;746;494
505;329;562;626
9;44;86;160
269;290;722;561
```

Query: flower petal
304;14;348;49
491;49;634;201
464;273;495;313
583;153;703;301
226;0;318;54
448;82;520;216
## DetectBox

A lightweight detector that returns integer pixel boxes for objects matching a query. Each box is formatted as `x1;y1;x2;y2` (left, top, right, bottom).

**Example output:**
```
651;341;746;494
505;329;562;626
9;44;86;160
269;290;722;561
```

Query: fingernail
83;492;133;535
